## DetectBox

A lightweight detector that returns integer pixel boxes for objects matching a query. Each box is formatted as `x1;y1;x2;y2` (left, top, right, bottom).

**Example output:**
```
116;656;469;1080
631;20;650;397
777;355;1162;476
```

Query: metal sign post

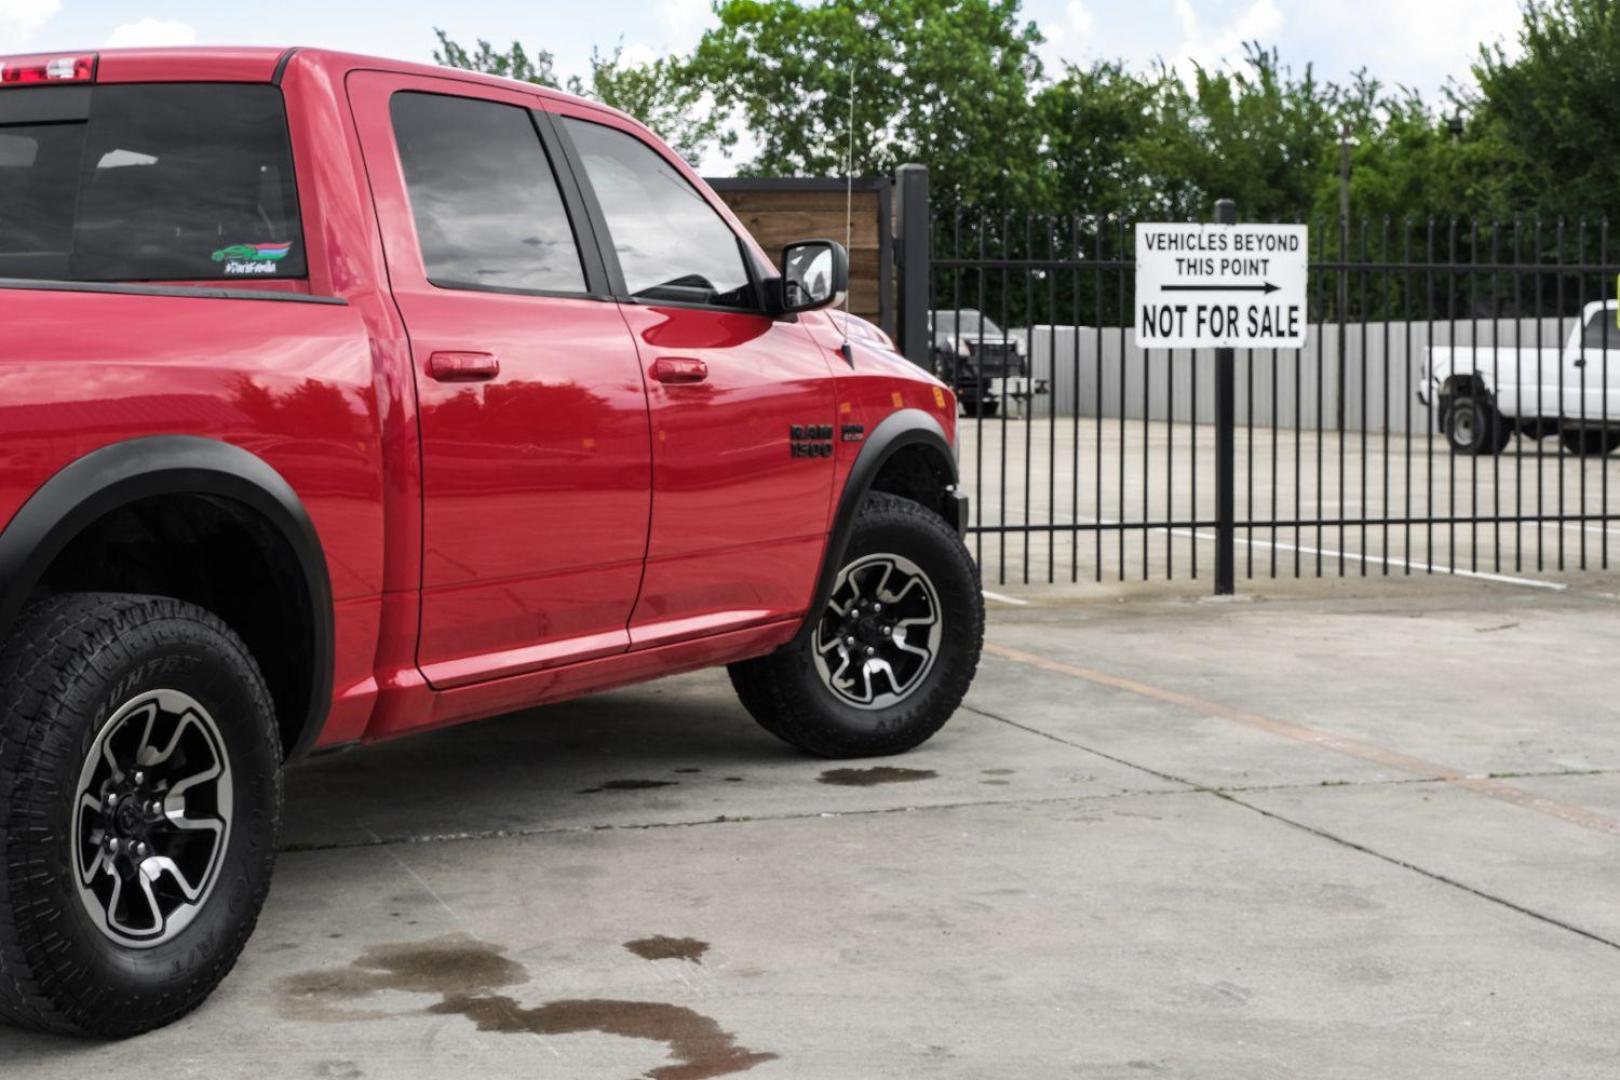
1214;199;1237;595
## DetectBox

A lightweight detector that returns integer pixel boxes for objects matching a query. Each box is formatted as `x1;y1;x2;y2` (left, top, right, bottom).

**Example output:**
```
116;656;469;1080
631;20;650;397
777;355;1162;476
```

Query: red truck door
348;73;652;687
549;108;838;647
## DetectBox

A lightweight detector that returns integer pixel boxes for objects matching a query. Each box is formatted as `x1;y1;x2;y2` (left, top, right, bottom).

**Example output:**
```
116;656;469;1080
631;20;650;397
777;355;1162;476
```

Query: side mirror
778;239;849;314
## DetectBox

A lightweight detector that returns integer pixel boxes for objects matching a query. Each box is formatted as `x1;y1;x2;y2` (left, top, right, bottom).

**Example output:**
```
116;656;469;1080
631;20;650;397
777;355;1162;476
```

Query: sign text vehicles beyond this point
1135;223;1309;350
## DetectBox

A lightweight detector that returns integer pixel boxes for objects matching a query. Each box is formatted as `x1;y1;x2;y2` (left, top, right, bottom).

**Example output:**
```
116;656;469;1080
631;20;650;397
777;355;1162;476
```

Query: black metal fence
915;204;1620;590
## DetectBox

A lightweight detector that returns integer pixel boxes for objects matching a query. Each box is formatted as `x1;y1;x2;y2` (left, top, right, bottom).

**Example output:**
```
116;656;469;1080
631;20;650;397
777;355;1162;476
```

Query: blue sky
3;0;1526;168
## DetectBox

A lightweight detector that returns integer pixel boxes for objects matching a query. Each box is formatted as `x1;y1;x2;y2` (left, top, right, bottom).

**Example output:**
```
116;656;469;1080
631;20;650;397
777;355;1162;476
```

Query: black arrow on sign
1163;282;1280;294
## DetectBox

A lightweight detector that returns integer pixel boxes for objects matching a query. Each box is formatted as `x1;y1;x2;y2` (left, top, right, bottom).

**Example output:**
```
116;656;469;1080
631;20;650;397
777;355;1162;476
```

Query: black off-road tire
0;593;282;1038
726;662;794;744
728;492;984;759
1443;395;1512;456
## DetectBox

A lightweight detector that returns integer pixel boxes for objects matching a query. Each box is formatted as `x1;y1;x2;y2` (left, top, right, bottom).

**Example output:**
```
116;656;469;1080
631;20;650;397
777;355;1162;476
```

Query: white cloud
1042;1;1098;70
107;17;200;49
618;41;660;68
1304;0;1521;96
1122;0;1521;100
1167;0;1283;80
0;0;60;45
660;0;715;50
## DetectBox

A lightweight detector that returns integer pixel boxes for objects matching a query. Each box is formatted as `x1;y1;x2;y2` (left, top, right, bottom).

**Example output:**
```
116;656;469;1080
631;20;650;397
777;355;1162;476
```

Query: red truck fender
0;435;334;760
794;408;964;647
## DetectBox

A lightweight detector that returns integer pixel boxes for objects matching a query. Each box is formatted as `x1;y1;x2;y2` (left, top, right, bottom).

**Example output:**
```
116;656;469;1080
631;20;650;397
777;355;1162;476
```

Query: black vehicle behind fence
927;309;1046;418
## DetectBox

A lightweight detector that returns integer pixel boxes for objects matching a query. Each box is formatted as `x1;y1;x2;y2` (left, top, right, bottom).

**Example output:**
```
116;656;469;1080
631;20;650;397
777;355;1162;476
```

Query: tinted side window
0;84;305;282
1583;310;1617;350
0;119;85;280
562;118;752;309
392;93;586;295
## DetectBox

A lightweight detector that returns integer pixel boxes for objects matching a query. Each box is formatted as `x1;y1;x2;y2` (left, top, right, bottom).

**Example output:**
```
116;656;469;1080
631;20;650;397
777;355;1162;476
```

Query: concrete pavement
3;577;1620;1078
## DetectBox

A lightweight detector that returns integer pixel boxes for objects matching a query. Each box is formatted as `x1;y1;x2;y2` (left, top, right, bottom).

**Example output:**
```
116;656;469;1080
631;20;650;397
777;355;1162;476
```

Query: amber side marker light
0;53;98;86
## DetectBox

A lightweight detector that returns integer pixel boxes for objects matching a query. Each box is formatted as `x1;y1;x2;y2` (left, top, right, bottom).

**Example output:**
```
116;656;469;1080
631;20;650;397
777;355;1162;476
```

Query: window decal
212;241;293;275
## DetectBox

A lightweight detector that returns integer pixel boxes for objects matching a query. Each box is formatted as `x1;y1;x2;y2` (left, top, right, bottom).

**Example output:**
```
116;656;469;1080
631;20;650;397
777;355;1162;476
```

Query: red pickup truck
0;47;981;1037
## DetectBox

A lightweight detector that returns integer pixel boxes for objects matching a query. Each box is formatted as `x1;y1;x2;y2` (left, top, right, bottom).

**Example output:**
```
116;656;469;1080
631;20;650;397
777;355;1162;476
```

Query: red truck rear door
347;71;652;688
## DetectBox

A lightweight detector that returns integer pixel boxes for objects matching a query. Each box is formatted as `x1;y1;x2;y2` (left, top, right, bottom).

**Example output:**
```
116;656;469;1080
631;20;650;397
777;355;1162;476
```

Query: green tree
688;0;1046;205
1169;47;1341;222
432;31;732;163
433;29;559;86
579;46;735;162
1470;0;1620;226
1030;61;1175;219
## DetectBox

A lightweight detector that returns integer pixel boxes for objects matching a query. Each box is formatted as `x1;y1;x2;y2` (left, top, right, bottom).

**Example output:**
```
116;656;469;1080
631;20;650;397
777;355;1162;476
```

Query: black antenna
840;62;855;366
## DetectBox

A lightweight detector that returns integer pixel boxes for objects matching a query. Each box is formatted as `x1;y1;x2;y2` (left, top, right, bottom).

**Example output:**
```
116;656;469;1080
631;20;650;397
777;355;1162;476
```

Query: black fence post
895;164;931;369
1214;198;1237;596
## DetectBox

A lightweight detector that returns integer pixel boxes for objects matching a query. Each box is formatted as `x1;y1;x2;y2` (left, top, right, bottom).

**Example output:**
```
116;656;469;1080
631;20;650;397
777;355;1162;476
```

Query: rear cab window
0;83;304;282
390;91;587;296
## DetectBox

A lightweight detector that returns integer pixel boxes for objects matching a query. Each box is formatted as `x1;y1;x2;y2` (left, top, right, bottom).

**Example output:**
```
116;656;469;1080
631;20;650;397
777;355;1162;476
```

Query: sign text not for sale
1135;223;1308;350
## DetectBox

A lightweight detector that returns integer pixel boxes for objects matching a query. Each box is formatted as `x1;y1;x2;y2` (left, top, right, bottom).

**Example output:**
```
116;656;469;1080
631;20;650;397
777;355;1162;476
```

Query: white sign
1135;223;1308;349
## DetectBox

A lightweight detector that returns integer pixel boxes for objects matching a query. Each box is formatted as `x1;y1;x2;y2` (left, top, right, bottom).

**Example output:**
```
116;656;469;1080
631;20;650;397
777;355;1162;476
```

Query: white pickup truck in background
1422;300;1620;456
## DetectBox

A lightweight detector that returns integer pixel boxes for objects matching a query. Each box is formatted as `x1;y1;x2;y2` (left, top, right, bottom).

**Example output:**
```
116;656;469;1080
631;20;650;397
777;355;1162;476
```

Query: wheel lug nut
105;793;119;809
865;646;876;657
134;842;149;859
133;771;145;786
107;838;121;855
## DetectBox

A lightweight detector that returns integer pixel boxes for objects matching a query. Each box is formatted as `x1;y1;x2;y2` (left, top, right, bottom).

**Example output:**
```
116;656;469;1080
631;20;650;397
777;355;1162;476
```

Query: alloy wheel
812;552;944;710
71;689;233;949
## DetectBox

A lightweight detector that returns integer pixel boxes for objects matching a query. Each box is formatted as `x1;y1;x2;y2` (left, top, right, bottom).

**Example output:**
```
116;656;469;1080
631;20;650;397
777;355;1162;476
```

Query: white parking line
1171;528;1569;592
965;495;1574;592
971;504;1569;592
982;590;1032;606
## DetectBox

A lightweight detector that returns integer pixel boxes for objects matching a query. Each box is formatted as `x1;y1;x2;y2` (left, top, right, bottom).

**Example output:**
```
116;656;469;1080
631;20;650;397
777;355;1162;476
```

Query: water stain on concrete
278;934;775;1079
817;766;938;787
625;935;710;964
278;935;527;1023
440;995;777;1079
578;778;679;794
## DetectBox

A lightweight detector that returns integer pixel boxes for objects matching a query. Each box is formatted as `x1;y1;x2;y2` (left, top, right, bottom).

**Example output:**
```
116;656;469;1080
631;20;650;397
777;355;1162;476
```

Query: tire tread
729;493;983;759
0;593;281;1037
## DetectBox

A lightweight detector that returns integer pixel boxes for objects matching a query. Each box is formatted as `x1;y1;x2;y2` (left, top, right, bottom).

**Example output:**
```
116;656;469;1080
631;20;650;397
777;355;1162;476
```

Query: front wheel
729;492;984;758
0;594;282;1037
1443;396;1511;456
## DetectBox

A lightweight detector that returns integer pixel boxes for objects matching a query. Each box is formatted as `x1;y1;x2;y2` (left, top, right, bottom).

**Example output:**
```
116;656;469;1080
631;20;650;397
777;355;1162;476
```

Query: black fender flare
0;435;334;760
795;408;963;645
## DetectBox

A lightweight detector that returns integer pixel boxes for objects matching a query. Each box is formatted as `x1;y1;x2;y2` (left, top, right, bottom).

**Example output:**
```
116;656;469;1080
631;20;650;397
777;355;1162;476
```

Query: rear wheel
1444;395;1511;456
728;493;983;758
0;594;281;1037
1560;425;1620;457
